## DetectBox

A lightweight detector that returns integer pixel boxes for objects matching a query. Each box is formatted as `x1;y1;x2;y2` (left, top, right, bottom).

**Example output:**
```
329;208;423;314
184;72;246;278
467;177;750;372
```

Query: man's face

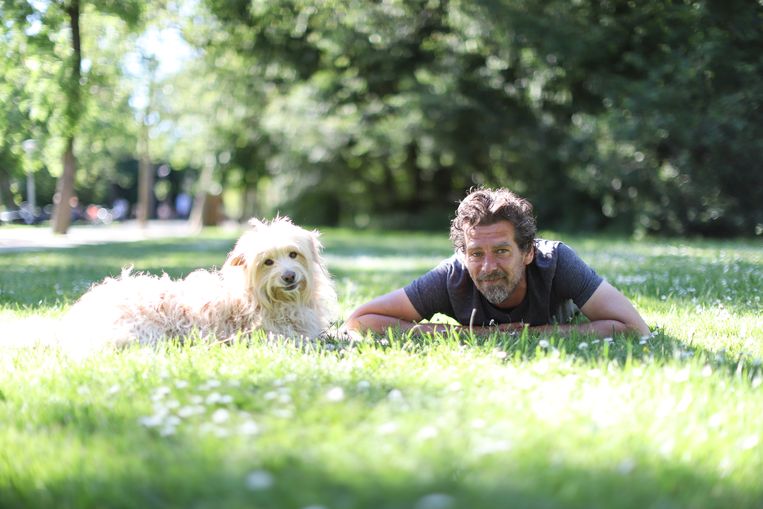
463;221;534;307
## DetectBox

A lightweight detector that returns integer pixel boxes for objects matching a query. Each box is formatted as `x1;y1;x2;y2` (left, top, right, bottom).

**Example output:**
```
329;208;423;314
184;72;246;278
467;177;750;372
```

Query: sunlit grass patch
1;335;761;509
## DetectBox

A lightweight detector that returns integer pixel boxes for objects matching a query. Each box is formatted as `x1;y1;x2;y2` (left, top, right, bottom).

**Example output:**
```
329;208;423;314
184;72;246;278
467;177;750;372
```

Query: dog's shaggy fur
62;217;337;352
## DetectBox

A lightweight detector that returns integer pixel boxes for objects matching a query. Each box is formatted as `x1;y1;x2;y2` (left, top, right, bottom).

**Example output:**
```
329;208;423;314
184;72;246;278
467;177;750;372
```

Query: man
344;187;650;338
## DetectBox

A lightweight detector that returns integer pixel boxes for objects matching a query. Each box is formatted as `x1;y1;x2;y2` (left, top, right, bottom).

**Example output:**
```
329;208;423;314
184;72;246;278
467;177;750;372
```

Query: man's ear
522;246;535;266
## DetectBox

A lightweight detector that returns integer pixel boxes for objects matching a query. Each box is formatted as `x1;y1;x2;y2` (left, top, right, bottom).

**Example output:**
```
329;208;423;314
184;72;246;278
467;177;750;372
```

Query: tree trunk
406;141;423;212
51;0;81;235
241;173;259;221
189;154;216;231
0;166;17;211
137;123;153;226
51;137;77;234
136;55;157;227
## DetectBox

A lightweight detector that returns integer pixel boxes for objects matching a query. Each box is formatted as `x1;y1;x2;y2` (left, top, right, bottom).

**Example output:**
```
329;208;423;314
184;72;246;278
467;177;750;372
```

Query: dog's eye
264;259;274;266
289;251;298;259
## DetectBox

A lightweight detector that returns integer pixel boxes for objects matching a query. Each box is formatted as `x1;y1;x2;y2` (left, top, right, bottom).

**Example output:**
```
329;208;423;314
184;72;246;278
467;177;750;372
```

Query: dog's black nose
281;271;296;285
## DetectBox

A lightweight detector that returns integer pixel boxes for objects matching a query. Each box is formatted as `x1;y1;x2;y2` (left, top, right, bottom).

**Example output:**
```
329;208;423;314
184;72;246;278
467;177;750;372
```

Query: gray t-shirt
404;239;603;326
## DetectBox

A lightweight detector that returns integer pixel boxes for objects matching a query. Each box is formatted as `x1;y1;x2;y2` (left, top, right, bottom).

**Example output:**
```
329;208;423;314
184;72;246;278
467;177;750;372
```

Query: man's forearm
347;314;461;334
527;320;645;337
345;314;518;336
345;314;416;334
345;315;646;339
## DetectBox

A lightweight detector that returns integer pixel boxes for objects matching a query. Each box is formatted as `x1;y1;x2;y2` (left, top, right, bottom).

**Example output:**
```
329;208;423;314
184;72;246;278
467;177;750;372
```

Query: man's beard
477;270;520;305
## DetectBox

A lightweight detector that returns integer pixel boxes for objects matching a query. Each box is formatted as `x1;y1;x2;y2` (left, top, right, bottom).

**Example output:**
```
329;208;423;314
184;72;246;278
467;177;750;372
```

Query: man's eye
289;251;298;259
264;259;274;266
496;249;510;255
469;252;483;258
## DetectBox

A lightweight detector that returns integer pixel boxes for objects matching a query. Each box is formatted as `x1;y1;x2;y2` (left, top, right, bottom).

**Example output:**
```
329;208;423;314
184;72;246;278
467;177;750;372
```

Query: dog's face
224;217;325;307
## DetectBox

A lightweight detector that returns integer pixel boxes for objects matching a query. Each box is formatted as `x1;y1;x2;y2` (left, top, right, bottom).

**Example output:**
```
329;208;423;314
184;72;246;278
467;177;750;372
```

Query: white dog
62;217;337;352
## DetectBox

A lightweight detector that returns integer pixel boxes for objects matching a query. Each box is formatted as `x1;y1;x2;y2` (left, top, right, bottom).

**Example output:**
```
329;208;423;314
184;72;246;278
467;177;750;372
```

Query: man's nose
482;253;498;272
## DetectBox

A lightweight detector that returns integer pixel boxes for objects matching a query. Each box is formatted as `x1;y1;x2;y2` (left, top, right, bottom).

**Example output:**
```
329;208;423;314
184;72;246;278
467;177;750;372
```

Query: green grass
1;227;761;509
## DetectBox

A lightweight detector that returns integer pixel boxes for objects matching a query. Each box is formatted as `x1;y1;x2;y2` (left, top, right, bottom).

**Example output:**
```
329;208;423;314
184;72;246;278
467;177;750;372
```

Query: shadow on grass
0;236;235;263
0;238;238;308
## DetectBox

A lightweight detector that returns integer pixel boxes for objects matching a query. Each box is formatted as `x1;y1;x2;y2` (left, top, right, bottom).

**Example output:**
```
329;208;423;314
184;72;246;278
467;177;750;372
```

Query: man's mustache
477;270;507;282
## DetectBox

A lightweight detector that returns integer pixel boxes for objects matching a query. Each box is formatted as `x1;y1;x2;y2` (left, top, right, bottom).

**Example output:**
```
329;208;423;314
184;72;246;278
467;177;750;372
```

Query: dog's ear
224;239;248;268
225;251;247;267
308;229;324;261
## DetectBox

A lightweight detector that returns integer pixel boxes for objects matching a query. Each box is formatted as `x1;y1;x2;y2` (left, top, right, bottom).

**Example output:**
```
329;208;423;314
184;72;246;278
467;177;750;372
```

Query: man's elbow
339;313;371;341
342;311;366;333
343;311;389;334
619;319;651;337
590;319;649;338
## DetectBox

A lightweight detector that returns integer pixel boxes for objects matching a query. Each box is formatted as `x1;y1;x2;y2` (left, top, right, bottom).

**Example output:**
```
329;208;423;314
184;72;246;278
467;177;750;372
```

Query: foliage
1;0;762;235
0;15;47;209
191;0;763;235
473;0;763;236
0;0;144;213
0;228;762;508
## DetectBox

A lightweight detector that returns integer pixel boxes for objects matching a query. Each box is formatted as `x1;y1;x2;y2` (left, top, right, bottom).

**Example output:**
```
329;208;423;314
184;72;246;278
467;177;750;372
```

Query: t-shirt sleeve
553;243;604;308
403;260;455;320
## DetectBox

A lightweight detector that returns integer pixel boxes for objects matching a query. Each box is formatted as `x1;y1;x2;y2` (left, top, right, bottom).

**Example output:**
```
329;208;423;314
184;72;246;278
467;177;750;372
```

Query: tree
469;0;763;235
197;0;559;227
192;0;762;235
136;53;158;226
2;0;143;233
0;5;50;214
49;0;82;234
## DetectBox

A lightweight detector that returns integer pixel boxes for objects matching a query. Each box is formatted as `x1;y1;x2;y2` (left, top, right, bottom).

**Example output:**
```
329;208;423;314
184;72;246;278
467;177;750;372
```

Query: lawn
0;226;761;509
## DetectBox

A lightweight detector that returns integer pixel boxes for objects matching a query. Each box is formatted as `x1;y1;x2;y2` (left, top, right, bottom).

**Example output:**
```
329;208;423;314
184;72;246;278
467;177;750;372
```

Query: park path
0;220;206;252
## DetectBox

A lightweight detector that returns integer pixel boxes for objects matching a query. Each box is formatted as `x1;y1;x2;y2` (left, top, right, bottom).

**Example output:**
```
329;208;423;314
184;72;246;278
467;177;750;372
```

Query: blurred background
1;0;761;237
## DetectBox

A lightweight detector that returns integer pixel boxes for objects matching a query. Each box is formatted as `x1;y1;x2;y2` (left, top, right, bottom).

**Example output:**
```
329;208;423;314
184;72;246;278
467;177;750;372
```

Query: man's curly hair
449;188;537;253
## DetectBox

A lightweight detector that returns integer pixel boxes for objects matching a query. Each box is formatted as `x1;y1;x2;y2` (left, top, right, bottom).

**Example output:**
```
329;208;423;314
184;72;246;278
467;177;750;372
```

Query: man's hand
495;322;527;333
344;289;530;337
